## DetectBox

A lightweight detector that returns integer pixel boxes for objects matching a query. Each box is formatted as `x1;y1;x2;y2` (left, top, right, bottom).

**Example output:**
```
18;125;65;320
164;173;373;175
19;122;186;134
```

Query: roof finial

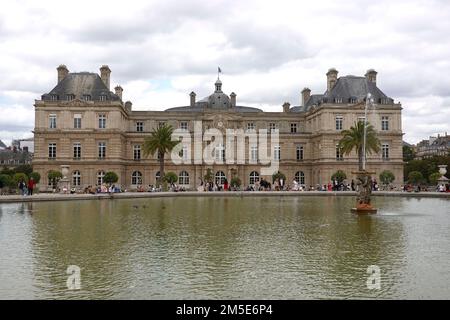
217;66;222;80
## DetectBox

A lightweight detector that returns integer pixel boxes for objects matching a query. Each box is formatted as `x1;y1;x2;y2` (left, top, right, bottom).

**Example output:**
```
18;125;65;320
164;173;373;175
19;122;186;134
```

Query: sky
0;0;449;145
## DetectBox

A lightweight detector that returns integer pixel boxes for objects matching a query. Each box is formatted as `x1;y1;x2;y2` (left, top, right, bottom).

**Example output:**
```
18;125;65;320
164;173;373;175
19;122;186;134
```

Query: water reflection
0;196;449;299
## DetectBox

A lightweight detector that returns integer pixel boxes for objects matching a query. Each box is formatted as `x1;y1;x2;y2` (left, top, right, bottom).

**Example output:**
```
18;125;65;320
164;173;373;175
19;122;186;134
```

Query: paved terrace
0;191;449;203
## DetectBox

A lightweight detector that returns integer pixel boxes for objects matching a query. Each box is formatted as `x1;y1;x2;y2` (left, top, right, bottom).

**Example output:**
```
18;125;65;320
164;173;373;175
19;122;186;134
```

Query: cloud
0;0;449;145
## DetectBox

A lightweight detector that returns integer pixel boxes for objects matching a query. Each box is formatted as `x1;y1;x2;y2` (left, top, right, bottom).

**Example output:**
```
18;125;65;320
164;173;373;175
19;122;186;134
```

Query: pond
0;196;449;299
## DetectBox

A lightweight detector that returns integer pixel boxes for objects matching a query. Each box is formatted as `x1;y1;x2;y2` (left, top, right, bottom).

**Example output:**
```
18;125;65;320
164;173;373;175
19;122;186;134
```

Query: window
50;94;58;101
82;95;91;101
179;145;188;161
132;171;143;185
66;94;75;101
215;171;226;185
136;121;144;132
180;121;188;130
334;97;343;103
133;145;141;160
350;97;357;104
290;123;297;133
250;145;258;162
155;171;161;182
98;114;106;129
214;144;225;162
381;116;389;131
382;143;389;159
158;121;166;128
295;171;305;185
335;116;343;131
269;122;277;132
73;143;81;159
249;171;260;185
358;116;366;124
247;122;255;131
336;144;343;160
296;145;304;160
99;95;107;102
97;171;105;185
98;142;106;159
274;145;281;160
74;114;82;129
179;171;189;185
49;114;57;129
48;143;56;159
72;171;81;186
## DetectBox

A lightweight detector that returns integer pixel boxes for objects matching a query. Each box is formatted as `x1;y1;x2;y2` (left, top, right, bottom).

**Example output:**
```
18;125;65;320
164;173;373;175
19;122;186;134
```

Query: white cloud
0;0;449;145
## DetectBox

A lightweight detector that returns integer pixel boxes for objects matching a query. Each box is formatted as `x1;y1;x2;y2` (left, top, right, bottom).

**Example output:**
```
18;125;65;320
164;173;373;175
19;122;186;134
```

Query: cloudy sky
0;0;449;145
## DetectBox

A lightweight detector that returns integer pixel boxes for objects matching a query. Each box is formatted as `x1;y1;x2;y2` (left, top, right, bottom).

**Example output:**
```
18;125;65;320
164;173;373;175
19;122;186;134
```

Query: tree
143;124;180;185
29;172;41;184
163;171;178;184
379;170;395;186
230;177;241;188
272;171;286;183
14;164;33;176
0;174;13;193
0;166;14;176
429;172;442;185
402;144;415;162
408;171;424;185
48;170;62;189
338;121;381;171
204;168;214;184
331;170;347;184
13;172;28;185
404;155;450;183
104;171;119;185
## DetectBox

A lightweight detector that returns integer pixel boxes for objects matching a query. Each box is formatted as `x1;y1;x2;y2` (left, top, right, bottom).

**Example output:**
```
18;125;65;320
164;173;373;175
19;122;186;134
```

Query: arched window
132;171;142;185
295;171;305;185
155;171;161;182
249;171;260;185
97;170;105;185
72;170;81;186
215;171;226;185
179;171;189;185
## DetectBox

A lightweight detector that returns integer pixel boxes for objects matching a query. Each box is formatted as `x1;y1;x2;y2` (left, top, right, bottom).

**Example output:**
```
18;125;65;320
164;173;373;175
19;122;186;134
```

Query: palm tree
338;121;381;171
143;124;180;185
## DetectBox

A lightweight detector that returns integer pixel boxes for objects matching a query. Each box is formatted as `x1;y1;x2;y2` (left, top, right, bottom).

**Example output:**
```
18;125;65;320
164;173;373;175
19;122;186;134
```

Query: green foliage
204;168;214;183
103;171;119;184
230;177;242;188
408;171;424;185
0;166;14;176
29;172;41;184
404;155;450;183
14;164;33;176
429;172;442;185
272;171;286;183
338;121;381;170
0;174;13;189
48;170;63;188
379;170;395;185
13;172;28;184
164;171;178;184
331;170;347;184
402;145;415;162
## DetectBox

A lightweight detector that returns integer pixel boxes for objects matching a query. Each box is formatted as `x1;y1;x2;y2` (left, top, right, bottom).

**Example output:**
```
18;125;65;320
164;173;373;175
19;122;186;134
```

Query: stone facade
33;65;404;191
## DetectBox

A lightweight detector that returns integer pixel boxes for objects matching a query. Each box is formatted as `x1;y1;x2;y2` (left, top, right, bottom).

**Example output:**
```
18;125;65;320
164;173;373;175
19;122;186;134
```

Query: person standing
27;178;35;196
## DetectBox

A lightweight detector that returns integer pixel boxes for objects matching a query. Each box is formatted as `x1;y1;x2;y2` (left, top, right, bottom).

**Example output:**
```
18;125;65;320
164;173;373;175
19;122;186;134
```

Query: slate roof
165;105;263;113
0;140;6;149
41;73;121;102
0;150;32;164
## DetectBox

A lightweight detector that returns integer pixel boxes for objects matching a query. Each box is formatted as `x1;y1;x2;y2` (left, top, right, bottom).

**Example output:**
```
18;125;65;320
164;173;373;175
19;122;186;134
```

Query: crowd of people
16;178;36;196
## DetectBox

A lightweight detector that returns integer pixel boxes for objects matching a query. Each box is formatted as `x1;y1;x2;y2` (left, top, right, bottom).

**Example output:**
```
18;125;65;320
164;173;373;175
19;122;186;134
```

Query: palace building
33;65;404;190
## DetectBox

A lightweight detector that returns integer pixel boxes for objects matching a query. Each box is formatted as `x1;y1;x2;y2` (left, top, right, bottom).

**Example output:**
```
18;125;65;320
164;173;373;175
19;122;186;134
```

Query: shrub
103;171;119;184
29;172;41;184
331;170;347;184
230;177;241;188
429;172;442;185
408;171;424;185
272;171;286;183
379;170;395;185
13;172;28;185
164;171;178;184
48;170;63;188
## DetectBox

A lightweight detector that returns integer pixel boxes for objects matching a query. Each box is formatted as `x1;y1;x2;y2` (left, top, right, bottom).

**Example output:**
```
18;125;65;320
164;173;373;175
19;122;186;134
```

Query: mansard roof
0;140;7;149
165;105;263;113
41;73;121;101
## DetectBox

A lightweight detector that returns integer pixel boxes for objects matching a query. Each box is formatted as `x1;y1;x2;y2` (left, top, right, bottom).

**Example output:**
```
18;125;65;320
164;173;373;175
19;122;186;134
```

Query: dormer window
66;94;75;101
99;95;107;102
82;95;91;101
50;94;58;101
380;98;390;105
349;97;357;104
334;97;343;103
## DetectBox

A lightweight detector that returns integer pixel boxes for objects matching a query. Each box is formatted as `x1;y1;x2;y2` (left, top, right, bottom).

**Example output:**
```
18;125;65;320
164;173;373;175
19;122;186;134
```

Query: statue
351;171;377;214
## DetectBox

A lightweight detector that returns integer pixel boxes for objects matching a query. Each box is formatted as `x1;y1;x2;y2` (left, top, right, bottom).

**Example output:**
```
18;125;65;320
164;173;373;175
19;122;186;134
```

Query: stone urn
59;165;70;194
438;165;447;176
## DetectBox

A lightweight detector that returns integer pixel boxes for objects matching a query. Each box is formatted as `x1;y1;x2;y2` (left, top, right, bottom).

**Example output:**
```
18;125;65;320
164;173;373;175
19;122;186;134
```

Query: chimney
189;91;196;107
125;101;132;111
100;65;111;90
326;68;338;92
365;69;377;84
230;92;236;107
57;65;69;83
301;88;311;106
114;85;123;99
283;102;291;113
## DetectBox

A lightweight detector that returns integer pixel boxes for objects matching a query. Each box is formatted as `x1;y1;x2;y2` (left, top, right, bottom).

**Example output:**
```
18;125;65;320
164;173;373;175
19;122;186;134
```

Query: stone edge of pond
0;191;449;203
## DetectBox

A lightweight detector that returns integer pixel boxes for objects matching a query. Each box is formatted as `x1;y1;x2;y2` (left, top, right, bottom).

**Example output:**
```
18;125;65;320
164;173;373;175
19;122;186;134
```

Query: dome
208;92;230;108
